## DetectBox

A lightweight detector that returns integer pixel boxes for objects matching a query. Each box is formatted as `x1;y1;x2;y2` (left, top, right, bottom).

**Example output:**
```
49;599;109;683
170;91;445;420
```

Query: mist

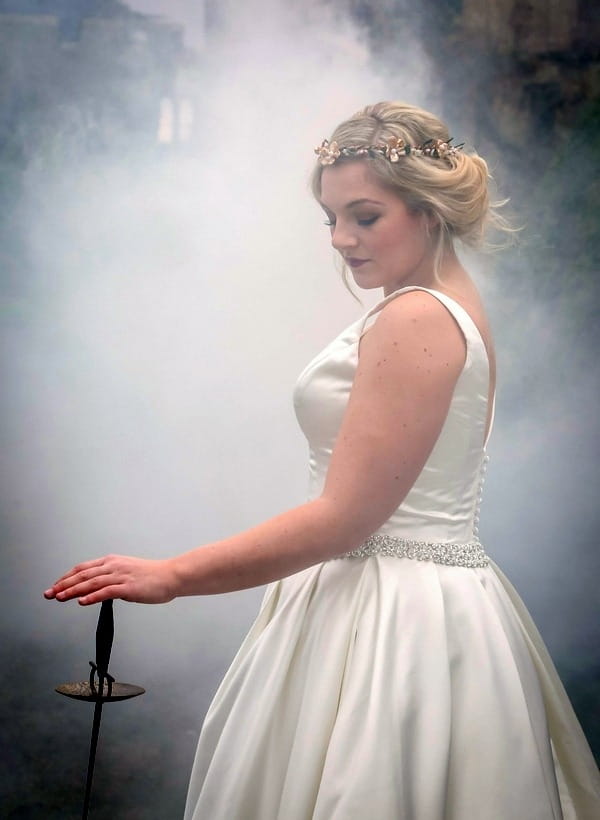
1;1;598;817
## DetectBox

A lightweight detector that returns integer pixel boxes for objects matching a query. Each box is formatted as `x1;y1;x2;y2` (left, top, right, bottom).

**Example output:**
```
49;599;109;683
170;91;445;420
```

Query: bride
45;101;600;819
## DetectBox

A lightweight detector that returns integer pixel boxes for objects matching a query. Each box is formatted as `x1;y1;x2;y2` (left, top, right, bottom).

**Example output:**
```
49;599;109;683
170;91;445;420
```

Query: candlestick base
56;681;145;702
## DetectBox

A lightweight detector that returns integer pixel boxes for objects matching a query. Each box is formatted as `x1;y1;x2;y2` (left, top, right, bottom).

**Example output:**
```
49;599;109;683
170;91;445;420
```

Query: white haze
3;0;597;801
4;1;430;693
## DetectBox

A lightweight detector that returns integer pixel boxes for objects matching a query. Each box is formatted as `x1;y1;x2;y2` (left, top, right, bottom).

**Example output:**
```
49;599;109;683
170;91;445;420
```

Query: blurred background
0;1;598;817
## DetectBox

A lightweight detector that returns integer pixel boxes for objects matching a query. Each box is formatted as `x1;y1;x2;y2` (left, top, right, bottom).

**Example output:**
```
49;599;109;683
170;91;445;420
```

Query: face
319;161;434;295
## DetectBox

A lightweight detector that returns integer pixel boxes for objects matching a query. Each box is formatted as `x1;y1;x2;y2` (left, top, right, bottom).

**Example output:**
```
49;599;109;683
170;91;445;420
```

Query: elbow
313;492;383;557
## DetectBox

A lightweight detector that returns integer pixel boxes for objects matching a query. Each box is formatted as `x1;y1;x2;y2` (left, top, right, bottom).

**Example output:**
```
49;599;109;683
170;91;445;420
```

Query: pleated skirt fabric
184;557;600;819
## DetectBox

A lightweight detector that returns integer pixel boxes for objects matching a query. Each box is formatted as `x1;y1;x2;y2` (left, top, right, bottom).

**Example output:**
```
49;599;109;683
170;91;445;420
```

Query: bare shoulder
360;289;467;375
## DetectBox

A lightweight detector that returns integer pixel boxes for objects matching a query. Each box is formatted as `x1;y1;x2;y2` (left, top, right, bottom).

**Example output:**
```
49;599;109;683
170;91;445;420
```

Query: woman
45;102;600;818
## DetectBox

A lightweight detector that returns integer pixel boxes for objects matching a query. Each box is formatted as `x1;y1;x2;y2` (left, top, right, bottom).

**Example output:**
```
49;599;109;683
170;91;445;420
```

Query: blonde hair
311;101;512;279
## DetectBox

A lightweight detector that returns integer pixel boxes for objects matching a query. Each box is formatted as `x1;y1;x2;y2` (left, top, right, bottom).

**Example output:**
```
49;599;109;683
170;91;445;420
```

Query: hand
43;554;178;606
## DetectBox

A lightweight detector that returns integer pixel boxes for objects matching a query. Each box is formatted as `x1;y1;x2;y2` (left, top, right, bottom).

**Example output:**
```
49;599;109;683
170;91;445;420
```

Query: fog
1;1;598;817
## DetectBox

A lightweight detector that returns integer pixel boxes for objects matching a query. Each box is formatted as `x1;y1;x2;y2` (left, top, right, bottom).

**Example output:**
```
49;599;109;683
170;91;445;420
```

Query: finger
45;558;106;597
51;564;111;597
54;570;116;602
61;557;107;583
78;584;126;606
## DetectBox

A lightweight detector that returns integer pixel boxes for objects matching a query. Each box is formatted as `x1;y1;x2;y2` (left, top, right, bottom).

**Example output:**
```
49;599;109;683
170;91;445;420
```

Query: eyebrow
320;197;385;211
346;198;385;207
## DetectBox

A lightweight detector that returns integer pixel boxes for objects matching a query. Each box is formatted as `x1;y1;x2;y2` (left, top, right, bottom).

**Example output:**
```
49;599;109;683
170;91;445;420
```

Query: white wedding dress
184;286;600;819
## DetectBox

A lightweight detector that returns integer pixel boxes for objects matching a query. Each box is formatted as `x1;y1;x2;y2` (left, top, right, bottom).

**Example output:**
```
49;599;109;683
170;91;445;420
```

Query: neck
383;245;468;298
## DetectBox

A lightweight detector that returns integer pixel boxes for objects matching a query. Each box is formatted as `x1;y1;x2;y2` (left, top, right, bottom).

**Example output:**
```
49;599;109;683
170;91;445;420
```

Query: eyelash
323;216;380;228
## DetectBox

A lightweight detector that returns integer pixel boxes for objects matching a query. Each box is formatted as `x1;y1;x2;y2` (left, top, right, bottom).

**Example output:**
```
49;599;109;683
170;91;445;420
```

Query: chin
350;272;384;291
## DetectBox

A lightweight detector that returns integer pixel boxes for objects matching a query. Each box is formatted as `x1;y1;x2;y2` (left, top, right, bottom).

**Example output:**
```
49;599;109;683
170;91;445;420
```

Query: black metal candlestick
55;600;145;819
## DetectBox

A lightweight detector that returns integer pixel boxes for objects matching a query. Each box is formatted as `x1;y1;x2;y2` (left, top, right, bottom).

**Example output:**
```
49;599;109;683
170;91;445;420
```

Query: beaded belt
337;533;489;568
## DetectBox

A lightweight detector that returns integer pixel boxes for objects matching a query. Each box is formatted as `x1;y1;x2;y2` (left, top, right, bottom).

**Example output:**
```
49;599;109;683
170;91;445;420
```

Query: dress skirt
184;556;600;819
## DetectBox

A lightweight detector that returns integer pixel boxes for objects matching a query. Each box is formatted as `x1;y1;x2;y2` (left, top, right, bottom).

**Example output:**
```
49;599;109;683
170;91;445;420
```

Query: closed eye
323;215;380;228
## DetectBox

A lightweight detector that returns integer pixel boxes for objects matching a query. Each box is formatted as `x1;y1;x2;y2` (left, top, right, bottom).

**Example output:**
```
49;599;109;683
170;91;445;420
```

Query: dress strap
360;286;483;350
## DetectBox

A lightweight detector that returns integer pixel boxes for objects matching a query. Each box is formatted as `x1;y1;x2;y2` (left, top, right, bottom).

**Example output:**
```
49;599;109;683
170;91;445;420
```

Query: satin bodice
293;286;494;544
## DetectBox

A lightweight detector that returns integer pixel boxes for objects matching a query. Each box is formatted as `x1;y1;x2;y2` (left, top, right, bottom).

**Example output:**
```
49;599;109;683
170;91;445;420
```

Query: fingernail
43;589;53;598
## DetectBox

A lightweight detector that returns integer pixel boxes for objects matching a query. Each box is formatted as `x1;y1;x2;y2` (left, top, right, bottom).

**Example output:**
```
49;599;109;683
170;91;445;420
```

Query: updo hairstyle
312;101;509;277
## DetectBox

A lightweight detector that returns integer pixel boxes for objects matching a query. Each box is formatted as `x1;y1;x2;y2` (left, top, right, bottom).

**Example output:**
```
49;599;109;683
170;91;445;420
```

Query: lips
345;258;369;268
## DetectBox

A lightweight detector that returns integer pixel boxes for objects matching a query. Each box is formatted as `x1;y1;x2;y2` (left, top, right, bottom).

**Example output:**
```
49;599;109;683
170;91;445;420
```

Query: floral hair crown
314;136;462;166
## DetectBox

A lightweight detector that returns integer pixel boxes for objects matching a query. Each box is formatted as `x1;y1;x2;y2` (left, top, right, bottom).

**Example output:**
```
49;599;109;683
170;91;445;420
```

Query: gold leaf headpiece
314;136;462;166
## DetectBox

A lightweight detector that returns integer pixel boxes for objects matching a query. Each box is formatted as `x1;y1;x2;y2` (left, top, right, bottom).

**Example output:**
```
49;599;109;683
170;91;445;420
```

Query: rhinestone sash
336;533;489;568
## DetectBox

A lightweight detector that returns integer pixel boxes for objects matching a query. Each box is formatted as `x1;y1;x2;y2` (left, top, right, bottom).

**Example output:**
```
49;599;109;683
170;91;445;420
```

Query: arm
44;291;465;605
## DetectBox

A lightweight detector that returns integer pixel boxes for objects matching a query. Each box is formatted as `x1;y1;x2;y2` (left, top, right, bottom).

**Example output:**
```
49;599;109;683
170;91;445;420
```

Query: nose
330;220;359;252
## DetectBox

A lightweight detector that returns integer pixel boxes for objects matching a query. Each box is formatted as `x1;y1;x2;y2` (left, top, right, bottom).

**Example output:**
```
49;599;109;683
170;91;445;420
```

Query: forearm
44;495;372;606
170;496;362;596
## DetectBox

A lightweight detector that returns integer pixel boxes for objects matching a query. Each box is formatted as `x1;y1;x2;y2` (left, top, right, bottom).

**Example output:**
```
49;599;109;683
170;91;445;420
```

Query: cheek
401;217;428;254
378;223;420;257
